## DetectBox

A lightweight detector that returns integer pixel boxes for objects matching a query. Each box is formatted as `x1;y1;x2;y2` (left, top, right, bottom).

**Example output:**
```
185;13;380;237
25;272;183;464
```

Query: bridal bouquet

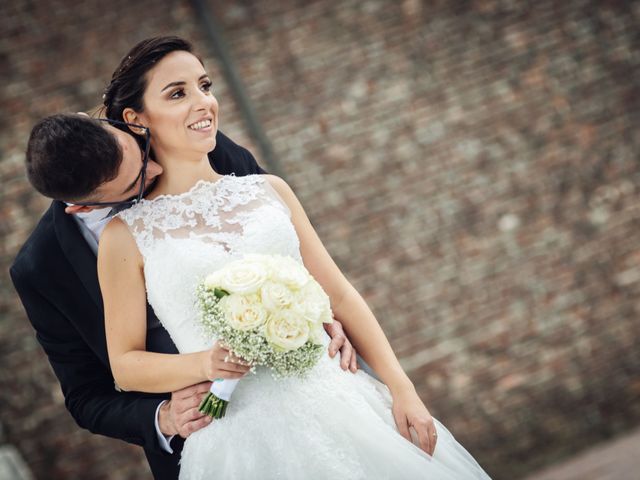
197;254;333;418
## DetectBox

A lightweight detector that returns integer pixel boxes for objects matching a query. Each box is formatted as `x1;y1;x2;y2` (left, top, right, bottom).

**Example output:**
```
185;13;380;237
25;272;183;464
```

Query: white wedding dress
118;174;491;479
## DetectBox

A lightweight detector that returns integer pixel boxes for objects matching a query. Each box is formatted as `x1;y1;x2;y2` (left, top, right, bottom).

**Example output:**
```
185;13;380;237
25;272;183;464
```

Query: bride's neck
150;153;220;198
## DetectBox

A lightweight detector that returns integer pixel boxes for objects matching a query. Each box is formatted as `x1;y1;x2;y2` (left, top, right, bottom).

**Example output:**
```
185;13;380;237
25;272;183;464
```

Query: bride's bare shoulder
263;174;296;198
98;217;142;267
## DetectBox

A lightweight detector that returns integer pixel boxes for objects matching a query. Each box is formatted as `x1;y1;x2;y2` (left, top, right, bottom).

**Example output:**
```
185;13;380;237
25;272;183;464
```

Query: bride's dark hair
103;36;203;128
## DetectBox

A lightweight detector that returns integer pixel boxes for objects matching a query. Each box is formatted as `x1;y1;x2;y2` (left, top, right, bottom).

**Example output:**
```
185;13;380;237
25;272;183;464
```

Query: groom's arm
10;264;170;454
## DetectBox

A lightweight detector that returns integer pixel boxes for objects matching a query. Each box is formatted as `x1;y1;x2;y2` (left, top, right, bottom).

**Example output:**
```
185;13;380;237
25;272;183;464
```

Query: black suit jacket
10;132;266;480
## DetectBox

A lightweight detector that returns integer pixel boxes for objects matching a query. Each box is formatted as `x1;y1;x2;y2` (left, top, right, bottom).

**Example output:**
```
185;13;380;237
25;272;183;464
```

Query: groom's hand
159;381;214;438
324;318;358;373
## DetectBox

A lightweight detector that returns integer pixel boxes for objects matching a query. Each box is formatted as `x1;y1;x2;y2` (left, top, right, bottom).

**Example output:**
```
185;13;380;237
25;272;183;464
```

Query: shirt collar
65;203;112;223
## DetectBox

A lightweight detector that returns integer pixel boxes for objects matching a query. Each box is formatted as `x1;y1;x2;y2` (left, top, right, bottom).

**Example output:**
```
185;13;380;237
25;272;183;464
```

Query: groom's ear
65;204;98;215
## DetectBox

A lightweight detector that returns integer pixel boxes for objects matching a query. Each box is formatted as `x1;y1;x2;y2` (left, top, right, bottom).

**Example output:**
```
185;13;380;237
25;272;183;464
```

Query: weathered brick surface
1;1;638;479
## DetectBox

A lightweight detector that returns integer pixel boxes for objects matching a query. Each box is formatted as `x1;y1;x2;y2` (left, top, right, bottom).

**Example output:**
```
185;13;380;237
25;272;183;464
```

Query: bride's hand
391;387;438;456
200;341;252;380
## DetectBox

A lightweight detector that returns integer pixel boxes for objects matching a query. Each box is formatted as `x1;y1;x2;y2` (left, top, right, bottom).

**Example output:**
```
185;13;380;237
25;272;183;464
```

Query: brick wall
1;0;638;478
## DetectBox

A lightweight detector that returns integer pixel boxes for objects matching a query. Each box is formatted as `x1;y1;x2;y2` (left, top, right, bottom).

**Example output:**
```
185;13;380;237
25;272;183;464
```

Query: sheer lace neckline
138;173;237;205
116;171;298;268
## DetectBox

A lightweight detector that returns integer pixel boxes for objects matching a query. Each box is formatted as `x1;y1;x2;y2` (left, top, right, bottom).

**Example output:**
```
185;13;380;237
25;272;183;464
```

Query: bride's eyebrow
160;74;210;93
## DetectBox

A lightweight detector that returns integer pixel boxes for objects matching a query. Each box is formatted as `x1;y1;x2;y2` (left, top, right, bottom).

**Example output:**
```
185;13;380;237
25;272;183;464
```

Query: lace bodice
118;174;302;353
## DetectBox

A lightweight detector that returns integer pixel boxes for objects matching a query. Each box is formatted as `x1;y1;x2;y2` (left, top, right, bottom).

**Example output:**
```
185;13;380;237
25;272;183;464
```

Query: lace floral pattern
119;174;297;260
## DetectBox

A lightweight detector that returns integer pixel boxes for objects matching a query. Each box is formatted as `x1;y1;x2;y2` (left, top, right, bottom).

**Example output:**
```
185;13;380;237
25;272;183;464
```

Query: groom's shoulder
215;130;244;151
211;131;265;175
11;201;59;276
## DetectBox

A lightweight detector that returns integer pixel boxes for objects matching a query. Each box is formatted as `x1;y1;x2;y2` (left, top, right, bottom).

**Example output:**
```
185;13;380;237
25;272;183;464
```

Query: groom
10;114;357;480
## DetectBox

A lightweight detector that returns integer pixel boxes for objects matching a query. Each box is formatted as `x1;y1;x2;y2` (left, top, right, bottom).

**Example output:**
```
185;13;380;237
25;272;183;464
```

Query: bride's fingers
216;370;247;379
220;365;251;375
413;420;433;455
218;357;252;372
393;411;412;443
219;351;252;366
430;423;438;455
349;348;358;373
217;344;251;364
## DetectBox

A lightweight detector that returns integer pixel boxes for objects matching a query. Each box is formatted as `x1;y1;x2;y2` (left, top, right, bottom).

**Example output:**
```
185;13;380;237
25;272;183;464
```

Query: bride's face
132;51;219;160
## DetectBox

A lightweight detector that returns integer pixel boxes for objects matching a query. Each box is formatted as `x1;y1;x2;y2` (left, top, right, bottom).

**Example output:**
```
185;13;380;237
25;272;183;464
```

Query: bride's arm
266;175;438;455
97;218;248;393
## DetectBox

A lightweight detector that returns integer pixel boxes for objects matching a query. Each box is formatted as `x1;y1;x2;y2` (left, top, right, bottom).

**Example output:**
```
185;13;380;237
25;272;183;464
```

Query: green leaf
214;288;230;299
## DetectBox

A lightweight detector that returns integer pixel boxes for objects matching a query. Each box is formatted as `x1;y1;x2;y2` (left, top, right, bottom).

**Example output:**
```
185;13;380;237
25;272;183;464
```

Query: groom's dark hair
25;113;122;202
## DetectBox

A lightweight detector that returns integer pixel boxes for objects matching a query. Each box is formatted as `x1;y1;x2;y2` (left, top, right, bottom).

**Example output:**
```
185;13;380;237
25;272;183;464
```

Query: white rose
203;270;225;290
308;321;326;345
219;260;269;294
292;298;322;325
260;281;295;311
220;294;268;331
242;253;275;266
264;309;309;351
320;308;334;325
292;280;332;325
270;256;310;290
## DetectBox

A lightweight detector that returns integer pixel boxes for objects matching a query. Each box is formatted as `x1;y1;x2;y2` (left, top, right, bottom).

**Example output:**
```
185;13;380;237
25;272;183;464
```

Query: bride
98;36;491;479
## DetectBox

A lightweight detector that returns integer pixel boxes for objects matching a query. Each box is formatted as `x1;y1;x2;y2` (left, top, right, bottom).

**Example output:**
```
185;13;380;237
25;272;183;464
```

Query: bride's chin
207;134;217;152
189;136;217;155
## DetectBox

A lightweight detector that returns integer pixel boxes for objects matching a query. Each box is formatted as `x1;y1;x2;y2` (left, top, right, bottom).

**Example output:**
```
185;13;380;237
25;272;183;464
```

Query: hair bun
102;80;116;106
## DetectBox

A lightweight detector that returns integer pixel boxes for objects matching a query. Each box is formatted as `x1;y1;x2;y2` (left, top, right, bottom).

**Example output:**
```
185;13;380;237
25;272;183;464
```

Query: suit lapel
53;201;103;310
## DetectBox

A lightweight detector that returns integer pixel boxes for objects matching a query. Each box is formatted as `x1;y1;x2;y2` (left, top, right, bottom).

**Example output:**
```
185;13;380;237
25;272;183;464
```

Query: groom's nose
146;160;163;181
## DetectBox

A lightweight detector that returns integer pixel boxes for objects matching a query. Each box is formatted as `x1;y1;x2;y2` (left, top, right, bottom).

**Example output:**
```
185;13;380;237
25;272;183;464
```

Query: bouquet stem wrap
198;378;239;418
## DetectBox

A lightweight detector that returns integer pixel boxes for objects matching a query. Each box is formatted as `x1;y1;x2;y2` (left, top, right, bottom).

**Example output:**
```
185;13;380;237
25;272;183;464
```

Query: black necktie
107;203;132;218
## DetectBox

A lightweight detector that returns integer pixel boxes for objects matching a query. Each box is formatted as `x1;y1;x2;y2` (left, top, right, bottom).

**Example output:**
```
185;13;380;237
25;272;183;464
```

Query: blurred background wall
1;1;638;479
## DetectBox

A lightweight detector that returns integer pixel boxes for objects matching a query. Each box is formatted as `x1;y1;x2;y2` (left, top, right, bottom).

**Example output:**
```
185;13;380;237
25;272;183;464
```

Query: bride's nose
193;89;218;112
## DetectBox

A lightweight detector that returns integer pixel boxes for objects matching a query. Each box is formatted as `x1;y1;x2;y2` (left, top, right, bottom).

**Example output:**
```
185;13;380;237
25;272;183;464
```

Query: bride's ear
122;108;147;136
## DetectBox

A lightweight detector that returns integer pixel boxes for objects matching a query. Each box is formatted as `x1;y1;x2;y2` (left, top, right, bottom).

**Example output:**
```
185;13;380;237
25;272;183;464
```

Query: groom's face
70;124;163;212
